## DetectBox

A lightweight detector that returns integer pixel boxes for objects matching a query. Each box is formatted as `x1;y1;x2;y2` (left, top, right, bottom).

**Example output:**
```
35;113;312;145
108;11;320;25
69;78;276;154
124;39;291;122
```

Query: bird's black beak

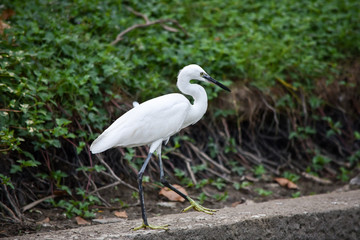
203;74;231;92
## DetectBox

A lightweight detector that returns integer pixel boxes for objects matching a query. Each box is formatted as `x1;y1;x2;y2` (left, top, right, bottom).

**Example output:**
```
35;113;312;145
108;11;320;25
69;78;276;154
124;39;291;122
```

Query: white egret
90;64;230;230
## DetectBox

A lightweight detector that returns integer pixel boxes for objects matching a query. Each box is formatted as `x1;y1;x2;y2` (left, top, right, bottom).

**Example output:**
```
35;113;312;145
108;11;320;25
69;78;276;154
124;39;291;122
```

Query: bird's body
91;64;213;154
91;93;193;153
90;64;230;230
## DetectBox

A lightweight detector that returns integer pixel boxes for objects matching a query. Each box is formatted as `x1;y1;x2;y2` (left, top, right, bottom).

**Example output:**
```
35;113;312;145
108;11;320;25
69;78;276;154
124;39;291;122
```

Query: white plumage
90;64;230;155
90;93;189;153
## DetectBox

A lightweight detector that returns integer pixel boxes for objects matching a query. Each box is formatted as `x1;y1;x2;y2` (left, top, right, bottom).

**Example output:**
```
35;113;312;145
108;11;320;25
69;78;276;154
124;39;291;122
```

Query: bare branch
95;153;138;192
260;94;279;132
2;185;23;221
111;7;188;45
171;151;197;185
126;7;149;23
89;180;132;195
301;172;332;185
187;142;231;175
0;201;21;223
21;195;56;212
0;109;21;112
78;153;111;207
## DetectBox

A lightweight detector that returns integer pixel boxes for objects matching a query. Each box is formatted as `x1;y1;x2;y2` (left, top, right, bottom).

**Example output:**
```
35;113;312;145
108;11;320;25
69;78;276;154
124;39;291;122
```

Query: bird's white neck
177;72;208;126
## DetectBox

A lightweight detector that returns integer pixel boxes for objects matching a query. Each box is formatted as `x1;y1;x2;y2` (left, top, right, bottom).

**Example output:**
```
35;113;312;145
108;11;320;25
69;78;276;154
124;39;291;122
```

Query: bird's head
179;64;231;92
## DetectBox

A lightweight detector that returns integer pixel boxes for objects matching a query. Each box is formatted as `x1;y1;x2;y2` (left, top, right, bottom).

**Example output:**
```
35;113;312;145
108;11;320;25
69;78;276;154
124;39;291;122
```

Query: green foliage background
1;0;359;217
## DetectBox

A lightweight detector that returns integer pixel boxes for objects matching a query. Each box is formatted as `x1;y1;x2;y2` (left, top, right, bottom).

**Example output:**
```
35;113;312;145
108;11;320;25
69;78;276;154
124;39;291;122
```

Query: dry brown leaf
231;201;242;208
0;9;14;36
231;198;246;207
75;216;90;225
274;177;289;187
1;9;15;20
274;177;298;189
0;20;10;35
114;211;128;218
37;217;50;224
159;184;187;202
53;190;68;196
287;181;298;189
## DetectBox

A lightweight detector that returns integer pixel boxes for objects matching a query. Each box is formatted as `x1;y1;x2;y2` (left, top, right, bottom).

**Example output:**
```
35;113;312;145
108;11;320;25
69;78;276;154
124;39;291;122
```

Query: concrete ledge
9;190;360;240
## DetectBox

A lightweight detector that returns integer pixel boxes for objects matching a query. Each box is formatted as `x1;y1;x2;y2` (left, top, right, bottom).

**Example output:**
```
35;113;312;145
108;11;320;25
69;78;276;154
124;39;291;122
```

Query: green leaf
233;182;241;190
255;188;273;197
0;174;15;189
354;131;360;140
60;185;72;195
292;191;301;198
93;165;106;172
76;166;89;172
18;159;41;168
211;178;226;190
253;165;266;177
10;165;23;174
56;118;72;127
76;141;86;154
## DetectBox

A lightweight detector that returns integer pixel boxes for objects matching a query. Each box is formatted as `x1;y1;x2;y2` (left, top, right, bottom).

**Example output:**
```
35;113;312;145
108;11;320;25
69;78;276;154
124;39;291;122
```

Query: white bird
90;64;230;230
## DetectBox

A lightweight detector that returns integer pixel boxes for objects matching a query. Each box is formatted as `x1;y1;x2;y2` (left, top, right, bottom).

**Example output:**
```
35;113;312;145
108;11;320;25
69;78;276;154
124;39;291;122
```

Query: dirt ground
1;176;355;238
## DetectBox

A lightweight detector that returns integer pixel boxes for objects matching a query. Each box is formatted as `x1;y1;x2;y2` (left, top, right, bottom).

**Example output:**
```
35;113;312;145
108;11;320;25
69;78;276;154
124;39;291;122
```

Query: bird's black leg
158;154;217;215
159;154;188;199
133;152;168;231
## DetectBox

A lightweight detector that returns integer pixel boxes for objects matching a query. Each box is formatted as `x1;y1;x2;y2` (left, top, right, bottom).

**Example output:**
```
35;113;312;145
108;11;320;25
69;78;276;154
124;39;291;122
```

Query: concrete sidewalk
8;190;360;240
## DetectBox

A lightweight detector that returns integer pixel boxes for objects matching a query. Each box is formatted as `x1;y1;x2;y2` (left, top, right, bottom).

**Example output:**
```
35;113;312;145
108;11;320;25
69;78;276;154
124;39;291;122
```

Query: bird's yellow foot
182;197;217;215
132;222;169;231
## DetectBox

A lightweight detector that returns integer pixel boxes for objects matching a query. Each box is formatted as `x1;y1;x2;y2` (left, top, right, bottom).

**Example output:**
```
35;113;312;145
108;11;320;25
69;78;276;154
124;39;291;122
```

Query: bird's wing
90;93;190;153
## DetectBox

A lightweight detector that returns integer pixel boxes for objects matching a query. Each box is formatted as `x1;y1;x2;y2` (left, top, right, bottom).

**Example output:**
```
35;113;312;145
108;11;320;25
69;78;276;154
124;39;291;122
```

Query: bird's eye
200;72;204;77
